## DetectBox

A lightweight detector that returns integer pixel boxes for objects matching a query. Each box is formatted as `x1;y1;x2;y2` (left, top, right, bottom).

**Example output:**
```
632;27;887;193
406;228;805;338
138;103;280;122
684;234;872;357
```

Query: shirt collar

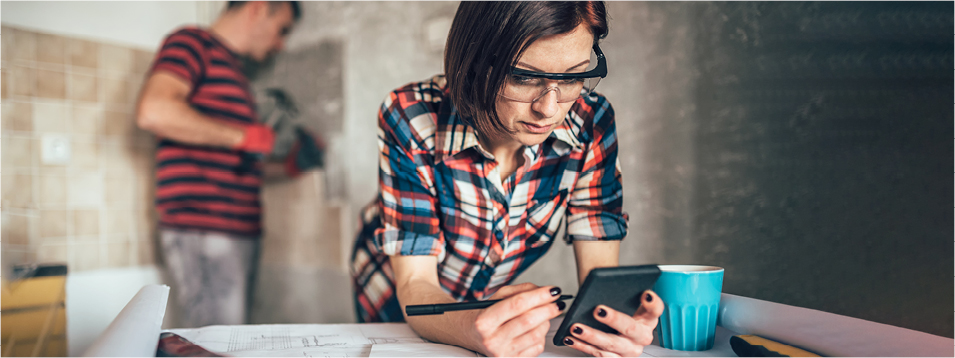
435;108;585;164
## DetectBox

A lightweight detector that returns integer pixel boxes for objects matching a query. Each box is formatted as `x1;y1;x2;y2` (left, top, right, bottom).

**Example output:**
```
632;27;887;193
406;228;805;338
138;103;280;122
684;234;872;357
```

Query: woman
351;2;663;356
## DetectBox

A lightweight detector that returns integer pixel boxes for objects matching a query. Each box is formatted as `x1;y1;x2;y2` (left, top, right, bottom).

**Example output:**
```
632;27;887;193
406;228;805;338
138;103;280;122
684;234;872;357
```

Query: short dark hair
444;1;608;137
227;1;302;21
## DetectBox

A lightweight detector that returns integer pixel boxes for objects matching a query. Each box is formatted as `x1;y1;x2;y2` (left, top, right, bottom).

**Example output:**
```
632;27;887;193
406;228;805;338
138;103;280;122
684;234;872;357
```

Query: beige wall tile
36;68;67;99
2;101;33;132
72;104;104;136
71;242;101;272
128;75;145;107
135;208;157;239
3;246;38;268
70;39;99;69
39;209;68;238
133;170;156;207
33;101;70;133
38;174;68;207
68;174;102;206
70;72;98;102
100;77;128;106
37;243;69;264
135;238;156;266
1;213;31;245
104;176;133;206
104;209;131;235
261;237;290;265
2;26;14;62
103;110;133;137
100;44;133;75
71;208;100;236
100;141;136;176
1;173;34;209
72;234;100;244
2;136;34;168
70;137;99;171
10;65;35;97
11;28;36;63
132;49;155;75
36;33;66;66
106;240;131;268
39;166;67;177
1;69;7;100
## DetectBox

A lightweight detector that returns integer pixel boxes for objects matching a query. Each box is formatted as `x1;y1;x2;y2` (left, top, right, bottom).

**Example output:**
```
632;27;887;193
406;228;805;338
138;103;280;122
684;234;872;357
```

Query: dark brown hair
444;1;608;137
227;1;302;21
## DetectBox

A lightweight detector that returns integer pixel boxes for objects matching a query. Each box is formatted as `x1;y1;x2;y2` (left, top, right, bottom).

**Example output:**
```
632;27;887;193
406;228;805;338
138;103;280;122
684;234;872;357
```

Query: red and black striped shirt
149;27;263;237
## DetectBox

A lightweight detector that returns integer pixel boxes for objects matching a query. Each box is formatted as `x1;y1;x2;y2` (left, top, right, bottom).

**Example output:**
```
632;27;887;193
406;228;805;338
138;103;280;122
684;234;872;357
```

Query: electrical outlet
41;134;71;165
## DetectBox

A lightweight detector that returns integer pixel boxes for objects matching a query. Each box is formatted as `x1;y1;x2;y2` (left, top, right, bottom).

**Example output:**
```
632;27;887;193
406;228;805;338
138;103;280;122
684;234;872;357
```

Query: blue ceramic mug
653;265;724;351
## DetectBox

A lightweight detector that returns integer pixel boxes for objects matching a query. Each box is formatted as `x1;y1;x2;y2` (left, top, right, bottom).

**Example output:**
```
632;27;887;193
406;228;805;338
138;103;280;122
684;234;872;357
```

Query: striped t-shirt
149;27;263;237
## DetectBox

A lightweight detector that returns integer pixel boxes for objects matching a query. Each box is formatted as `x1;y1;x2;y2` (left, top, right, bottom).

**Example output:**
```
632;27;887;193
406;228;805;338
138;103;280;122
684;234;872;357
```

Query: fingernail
573;326;583;335
563;337;574;345
597;308;607;317
550;287;561;296
556;300;566;311
645;293;653;302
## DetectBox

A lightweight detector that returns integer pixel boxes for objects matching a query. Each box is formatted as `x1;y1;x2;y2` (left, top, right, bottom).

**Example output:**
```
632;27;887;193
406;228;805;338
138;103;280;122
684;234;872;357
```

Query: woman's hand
562;290;663;357
467;283;567;357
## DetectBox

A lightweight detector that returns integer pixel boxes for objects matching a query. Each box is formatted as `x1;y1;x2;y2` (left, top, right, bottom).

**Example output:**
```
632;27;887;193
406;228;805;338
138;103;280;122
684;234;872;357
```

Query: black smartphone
553;264;661;346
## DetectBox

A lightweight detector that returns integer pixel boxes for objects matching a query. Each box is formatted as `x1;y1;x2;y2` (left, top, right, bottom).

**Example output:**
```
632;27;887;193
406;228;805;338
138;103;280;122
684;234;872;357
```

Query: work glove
233;88;302;174
258;88;300;160
284;126;326;177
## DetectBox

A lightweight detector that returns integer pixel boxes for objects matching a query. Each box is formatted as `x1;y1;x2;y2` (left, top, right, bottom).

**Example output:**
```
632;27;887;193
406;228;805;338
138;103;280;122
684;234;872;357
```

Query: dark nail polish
550;287;561;296
573;326;583;335
646;293;653;302
597;308;607;317
563;337;574;345
556;300;566;311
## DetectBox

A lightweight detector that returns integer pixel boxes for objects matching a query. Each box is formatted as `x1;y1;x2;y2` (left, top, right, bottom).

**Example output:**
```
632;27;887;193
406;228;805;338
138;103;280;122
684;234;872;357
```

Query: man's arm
135;70;246;148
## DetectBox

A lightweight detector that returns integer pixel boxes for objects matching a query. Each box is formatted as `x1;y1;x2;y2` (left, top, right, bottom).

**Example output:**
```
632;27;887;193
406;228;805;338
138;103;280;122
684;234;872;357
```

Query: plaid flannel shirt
350;75;628;322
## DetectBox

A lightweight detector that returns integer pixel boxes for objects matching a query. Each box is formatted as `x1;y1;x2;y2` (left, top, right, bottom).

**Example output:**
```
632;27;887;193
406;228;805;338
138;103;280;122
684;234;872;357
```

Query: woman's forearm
390;255;484;353
396;277;483;352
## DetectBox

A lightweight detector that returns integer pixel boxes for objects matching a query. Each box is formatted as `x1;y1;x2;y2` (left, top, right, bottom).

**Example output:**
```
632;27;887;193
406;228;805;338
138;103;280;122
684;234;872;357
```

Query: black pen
405;295;574;316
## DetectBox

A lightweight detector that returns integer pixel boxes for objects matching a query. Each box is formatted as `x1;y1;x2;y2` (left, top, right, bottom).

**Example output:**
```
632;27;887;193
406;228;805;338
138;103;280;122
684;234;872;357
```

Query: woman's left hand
562;290;664;357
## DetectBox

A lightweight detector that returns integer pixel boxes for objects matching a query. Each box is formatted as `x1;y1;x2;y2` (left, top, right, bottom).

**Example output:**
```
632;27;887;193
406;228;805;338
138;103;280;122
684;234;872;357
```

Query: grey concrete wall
240;1;951;338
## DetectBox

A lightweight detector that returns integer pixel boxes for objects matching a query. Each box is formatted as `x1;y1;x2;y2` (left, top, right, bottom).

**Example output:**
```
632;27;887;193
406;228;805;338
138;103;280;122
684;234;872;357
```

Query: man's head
224;1;301;62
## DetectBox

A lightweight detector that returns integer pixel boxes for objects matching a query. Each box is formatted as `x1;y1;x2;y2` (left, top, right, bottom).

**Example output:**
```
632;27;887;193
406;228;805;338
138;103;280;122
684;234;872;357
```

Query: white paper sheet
165;323;430;357
82;284;169;357
718;293;954;357
369;343;480;357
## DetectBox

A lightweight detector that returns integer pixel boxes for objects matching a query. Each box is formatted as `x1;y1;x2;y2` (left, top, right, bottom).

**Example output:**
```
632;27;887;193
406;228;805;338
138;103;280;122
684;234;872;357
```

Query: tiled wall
1;25;158;272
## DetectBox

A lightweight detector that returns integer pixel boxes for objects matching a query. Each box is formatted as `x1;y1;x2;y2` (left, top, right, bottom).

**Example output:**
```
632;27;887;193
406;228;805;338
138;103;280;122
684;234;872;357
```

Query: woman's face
492;23;595;148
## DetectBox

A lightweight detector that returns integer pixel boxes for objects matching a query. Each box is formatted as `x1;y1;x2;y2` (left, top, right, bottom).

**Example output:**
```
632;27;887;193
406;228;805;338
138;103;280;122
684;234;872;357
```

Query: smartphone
553;264;661;346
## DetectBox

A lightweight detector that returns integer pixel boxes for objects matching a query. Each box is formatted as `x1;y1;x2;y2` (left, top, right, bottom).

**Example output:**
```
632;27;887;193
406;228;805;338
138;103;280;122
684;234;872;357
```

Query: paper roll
83;284;170;357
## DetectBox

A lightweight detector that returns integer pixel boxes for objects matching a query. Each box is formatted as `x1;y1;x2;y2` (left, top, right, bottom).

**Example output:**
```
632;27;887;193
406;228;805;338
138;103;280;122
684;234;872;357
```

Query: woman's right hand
467;283;566;357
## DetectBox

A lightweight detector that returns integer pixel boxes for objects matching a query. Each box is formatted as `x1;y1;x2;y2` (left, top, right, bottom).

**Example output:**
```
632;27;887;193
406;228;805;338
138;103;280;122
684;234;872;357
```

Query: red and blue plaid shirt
350;75;628;322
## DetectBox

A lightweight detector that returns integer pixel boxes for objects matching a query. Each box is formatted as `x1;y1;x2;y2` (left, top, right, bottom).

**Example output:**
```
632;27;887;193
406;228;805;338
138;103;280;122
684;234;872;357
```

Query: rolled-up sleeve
374;92;445;258
566;100;629;242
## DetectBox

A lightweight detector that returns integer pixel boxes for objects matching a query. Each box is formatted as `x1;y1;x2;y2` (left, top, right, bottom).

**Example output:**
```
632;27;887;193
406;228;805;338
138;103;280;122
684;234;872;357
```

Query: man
136;1;302;327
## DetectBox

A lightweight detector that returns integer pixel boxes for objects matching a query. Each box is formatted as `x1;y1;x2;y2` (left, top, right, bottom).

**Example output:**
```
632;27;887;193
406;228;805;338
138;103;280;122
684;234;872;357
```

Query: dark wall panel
690;2;952;337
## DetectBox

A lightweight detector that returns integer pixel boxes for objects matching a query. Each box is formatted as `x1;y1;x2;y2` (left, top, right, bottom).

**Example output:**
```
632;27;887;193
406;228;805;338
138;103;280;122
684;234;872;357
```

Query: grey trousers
159;228;260;328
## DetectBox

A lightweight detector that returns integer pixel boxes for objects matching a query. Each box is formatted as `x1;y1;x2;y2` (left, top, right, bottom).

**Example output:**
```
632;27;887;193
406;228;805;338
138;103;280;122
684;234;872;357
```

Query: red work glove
234;124;275;155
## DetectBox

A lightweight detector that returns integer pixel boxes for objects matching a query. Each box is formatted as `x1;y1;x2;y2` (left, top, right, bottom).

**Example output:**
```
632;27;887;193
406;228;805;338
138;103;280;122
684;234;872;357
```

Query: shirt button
494;231;503;239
